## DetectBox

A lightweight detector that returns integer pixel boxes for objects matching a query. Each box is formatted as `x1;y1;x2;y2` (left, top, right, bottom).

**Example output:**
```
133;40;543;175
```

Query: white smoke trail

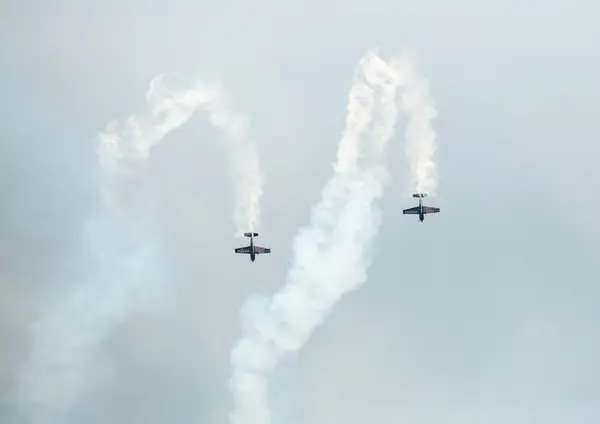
398;55;439;196
15;76;220;423
228;49;406;424
202;96;265;235
16;73;266;421
108;73;265;234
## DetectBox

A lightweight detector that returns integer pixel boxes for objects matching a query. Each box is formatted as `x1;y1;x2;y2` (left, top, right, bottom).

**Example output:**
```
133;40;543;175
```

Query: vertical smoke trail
202;96;265;235
397;55;439;196
15;76;220;423
228;49;406;424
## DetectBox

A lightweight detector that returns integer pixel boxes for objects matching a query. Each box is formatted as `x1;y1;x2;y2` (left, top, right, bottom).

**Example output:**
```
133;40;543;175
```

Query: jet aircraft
403;193;440;222
234;232;271;262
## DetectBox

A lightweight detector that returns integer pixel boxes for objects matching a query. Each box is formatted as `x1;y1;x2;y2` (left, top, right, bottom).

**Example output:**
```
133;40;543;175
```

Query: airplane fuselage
417;198;424;222
249;236;256;262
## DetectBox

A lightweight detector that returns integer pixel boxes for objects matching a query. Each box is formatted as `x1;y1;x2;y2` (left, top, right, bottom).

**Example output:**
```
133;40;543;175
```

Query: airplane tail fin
243;232;259;237
412;193;428;198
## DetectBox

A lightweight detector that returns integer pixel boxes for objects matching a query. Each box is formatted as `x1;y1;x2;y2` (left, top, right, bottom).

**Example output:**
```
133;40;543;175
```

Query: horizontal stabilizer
412;193;428;198
243;232;259;237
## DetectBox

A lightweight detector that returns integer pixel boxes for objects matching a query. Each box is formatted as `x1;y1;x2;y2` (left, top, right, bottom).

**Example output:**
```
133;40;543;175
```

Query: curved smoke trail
99;74;265;234
228;49;408;424
15;76;257;422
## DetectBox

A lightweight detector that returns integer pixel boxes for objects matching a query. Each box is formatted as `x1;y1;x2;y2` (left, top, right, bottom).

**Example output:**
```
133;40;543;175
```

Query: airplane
234;232;271;262
403;193;440;222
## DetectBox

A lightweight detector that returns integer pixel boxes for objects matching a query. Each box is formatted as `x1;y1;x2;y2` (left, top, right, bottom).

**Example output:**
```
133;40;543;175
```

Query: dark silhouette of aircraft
234;232;271;262
403;193;440;222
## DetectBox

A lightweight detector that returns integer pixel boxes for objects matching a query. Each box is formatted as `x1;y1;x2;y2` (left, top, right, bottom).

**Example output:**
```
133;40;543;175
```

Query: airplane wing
235;246;251;254
254;246;271;254
422;206;440;214
402;206;420;215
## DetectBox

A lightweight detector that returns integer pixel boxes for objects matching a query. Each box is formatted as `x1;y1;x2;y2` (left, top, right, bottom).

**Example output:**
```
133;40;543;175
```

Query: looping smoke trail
15;76;220;423
106;73;265;235
228;49;406;424
396;55;439;196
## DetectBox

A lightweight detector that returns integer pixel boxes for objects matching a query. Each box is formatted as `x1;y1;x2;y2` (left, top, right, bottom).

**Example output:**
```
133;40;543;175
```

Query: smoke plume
202;96;265;235
15;75;219;423
228;49;406;424
16;71;268;421
398;55;439;195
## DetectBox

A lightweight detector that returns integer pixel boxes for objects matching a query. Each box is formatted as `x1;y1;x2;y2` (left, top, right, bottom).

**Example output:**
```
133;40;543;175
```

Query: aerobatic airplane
234;232;271;262
403;193;440;222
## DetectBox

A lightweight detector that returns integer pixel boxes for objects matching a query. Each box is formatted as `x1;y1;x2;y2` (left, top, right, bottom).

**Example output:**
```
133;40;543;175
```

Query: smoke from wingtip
396;56;439;196
228;49;405;424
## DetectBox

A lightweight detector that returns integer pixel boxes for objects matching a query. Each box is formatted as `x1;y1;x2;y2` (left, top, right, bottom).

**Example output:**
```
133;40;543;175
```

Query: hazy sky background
1;0;599;423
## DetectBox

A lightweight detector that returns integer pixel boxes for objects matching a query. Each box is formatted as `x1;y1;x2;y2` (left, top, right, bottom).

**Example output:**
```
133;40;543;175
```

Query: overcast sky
1;0;599;423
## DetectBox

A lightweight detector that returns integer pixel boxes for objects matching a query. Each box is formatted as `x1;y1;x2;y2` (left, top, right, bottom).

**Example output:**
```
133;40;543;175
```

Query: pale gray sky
1;1;599;423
